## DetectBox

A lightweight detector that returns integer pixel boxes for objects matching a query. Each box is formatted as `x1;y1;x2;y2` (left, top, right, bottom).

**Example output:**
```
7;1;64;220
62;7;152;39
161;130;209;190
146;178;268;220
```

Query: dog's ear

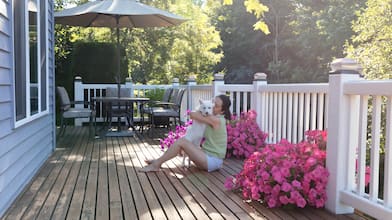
199;99;203;105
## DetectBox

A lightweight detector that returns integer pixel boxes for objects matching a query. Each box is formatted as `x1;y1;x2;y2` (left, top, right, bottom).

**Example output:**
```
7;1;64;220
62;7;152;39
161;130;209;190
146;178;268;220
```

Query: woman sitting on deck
139;94;232;172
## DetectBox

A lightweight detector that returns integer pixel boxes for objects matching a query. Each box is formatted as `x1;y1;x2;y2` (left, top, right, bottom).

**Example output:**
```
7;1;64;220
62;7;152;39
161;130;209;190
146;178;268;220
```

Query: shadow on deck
2;127;373;220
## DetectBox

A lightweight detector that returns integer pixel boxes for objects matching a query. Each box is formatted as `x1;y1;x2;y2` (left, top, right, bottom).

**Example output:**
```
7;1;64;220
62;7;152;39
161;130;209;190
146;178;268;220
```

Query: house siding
0;0;55;217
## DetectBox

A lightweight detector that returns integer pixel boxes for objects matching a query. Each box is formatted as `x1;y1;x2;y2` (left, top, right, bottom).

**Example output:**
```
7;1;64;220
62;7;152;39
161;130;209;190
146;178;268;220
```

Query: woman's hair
217;94;231;120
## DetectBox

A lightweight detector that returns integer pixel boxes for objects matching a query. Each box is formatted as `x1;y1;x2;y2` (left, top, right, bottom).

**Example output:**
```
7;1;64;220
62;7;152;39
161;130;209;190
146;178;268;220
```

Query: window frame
12;0;49;128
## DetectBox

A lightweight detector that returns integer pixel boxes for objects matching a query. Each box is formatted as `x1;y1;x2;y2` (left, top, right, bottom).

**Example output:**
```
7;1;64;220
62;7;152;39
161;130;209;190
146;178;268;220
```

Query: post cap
188;75;196;81
254;72;267;81
74;76;82;81
172;78;179;83
125;77;132;82
214;73;224;81
330;58;363;73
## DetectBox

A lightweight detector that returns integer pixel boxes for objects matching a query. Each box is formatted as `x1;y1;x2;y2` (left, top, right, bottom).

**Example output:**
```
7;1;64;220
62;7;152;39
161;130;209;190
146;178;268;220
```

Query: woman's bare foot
139;163;160;172
144;159;155;165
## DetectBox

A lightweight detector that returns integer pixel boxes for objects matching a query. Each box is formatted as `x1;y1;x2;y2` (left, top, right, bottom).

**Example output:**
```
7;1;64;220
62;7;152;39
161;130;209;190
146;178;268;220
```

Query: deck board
1;127;375;220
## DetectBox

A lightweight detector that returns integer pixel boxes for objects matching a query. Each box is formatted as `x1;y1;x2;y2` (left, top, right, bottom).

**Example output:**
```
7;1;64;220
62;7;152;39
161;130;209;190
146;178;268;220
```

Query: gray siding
0;0;56;217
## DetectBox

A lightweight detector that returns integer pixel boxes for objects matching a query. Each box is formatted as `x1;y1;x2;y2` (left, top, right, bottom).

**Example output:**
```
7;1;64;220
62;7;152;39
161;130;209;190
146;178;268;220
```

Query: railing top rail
260;83;329;93
344;80;392;96
218;84;254;92
188;85;213;90
80;83;120;89
132;84;172;89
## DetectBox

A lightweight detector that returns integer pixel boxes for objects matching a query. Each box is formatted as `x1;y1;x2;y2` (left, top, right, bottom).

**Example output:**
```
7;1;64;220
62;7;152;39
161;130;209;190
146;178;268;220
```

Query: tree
346;0;392;79
209;0;266;83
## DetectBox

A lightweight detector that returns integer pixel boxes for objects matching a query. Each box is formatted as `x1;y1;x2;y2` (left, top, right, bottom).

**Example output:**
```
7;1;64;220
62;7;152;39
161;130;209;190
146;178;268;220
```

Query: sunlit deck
2;127;373;220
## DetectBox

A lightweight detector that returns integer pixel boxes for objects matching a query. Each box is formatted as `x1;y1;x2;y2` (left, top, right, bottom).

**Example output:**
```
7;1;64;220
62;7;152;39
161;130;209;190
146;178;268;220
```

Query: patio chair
140;87;173;132
146;88;186;131
105;87;132;129
56;86;96;137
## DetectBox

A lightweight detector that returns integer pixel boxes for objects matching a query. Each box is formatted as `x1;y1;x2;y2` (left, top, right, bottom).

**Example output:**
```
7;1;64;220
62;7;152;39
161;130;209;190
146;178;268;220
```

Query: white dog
182;99;214;167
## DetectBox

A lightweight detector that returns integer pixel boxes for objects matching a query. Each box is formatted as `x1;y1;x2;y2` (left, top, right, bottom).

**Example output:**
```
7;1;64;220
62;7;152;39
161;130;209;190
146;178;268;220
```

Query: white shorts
206;154;223;172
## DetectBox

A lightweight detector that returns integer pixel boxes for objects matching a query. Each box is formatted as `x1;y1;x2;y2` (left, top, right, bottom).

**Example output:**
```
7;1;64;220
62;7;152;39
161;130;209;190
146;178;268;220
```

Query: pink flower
281;182;292;192
225;129;330;209
267;198;277;208
292;180;302;189
224;177;235;190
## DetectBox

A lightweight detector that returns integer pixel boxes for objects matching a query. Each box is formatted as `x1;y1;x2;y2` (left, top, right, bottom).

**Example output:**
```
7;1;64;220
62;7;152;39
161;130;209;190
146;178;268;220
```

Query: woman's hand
190;111;221;129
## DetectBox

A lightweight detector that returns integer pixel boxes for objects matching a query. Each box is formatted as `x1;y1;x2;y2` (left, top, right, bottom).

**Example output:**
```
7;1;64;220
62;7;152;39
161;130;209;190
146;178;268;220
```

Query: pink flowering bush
160;120;192;151
224;130;329;208
226;110;268;158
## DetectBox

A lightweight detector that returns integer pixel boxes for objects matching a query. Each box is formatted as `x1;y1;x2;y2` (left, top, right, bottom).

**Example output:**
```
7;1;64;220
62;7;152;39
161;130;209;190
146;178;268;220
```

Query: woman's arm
190;111;221;129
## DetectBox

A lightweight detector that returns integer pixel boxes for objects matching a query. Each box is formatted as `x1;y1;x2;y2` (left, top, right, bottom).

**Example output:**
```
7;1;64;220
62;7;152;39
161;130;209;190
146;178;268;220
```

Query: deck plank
106;137;124;220
138;135;208;220
125;136;167;219
113;137;138;220
140;134;225;220
66;131;95;220
1;127;377;220
133;135;194;220
24;127;88;220
95;135;109;220
80;137;100;220
50;128;90;220
119;138;152;220
145;148;248;220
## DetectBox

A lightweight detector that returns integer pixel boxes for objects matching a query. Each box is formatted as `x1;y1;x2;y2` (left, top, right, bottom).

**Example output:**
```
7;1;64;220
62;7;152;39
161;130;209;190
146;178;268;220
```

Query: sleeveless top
202;115;227;159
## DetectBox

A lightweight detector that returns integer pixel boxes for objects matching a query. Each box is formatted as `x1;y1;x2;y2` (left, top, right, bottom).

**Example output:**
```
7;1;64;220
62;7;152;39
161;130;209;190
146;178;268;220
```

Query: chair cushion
63;108;94;118
152;108;178;117
56;87;71;111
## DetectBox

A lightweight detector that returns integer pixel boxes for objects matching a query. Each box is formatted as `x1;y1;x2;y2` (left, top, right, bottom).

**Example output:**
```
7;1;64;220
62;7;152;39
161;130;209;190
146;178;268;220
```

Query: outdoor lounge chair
56;86;96;137
144;88;185;131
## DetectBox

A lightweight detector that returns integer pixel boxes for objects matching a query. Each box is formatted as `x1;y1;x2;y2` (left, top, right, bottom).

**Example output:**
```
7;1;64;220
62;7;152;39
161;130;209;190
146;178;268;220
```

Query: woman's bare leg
139;138;208;172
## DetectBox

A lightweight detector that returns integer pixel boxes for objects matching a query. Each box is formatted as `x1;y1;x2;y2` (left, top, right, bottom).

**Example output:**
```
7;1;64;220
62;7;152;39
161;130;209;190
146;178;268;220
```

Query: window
13;0;48;126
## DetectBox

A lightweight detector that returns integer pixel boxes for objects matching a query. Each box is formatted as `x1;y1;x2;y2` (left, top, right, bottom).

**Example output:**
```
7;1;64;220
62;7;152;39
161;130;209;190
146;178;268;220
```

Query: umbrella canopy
55;0;185;96
54;0;185;28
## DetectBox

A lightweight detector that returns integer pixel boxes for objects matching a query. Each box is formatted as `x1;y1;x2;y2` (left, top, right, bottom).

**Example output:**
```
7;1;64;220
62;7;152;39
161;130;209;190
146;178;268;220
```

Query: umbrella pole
116;16;121;98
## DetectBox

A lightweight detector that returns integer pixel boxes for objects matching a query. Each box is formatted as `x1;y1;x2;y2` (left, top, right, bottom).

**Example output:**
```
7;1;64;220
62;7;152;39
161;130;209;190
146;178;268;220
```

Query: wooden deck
2;127;373;220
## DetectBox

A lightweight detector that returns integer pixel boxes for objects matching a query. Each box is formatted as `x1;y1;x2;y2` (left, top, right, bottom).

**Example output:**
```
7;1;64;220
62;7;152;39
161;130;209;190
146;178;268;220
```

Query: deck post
213;73;225;97
252;73;267;131
172;78;180;88
74;76;83;126
125;77;133;97
326;58;362;214
187;75;197;110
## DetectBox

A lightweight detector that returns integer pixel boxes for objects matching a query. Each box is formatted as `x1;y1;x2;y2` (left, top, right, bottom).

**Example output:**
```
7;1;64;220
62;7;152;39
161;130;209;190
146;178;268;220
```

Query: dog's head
198;99;214;116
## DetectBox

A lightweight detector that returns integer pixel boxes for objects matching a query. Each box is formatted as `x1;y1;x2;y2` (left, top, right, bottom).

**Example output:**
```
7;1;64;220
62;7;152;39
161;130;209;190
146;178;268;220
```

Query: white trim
12;0;50;128
25;2;31;118
45;0;49;113
14;110;50;127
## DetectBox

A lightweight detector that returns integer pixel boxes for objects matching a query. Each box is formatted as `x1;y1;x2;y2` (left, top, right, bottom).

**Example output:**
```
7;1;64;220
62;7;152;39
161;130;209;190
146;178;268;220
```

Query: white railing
326;71;392;219
71;58;391;219
215;78;328;144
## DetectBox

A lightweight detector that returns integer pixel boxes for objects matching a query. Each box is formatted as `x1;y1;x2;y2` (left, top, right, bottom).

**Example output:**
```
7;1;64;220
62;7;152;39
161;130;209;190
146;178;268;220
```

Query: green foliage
209;0;265;83
222;0;270;33
346;0;392;79
168;0;223;84
144;88;165;101
213;0;365;83
71;42;128;83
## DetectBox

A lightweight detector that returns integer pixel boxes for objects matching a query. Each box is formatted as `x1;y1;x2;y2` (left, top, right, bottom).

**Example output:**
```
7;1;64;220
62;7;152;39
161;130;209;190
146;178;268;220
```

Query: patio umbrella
54;0;185;97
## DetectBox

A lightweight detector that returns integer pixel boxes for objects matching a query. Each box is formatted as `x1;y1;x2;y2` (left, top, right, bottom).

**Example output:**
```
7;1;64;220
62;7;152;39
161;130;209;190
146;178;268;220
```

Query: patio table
93;97;150;137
